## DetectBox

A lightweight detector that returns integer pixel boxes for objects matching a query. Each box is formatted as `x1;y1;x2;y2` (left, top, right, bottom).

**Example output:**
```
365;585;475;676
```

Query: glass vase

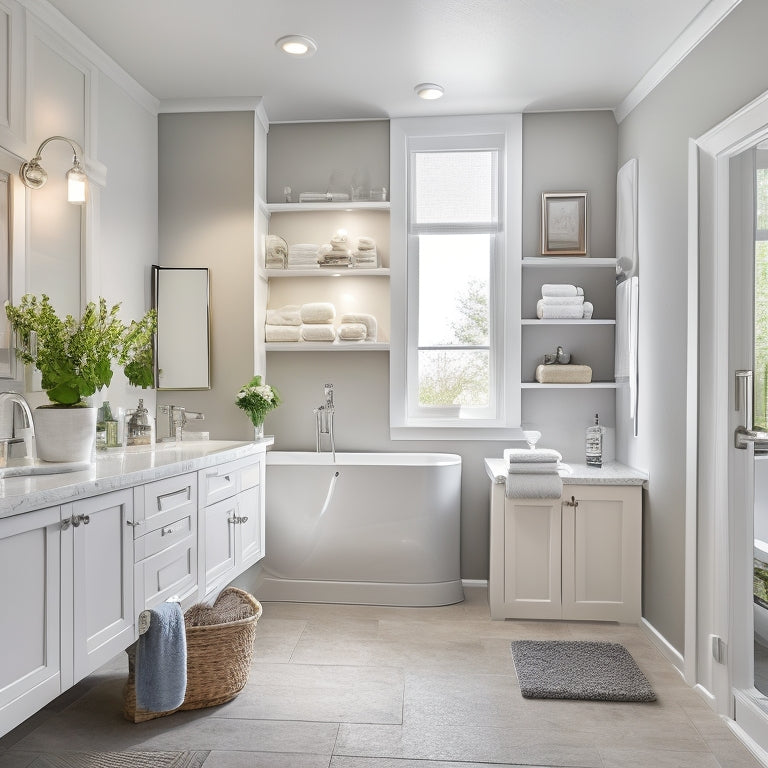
253;422;264;440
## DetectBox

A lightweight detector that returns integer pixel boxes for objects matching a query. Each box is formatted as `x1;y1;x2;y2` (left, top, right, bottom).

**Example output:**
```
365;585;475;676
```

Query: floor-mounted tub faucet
314;383;336;461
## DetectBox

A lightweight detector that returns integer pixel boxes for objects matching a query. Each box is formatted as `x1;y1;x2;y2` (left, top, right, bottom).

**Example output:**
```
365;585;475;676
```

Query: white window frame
389;115;522;440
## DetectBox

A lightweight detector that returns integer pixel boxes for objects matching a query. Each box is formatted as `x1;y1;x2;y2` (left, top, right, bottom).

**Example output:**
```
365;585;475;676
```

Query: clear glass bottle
585;413;605;468
96;400;113;449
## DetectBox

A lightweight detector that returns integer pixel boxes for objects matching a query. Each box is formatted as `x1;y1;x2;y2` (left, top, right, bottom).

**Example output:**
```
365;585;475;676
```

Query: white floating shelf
265;268;389;278
265;342;390;352
266;201;390;213
521;382;618;389
522;257;617;268
521;318;616;325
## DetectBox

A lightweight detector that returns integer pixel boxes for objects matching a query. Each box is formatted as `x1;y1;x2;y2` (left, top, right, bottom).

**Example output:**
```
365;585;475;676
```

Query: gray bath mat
510;640;656;702
28;751;209;768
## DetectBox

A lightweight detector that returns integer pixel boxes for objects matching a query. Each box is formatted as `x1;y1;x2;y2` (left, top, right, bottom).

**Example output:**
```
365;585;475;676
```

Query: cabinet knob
227;515;238;525
61;518;71;531
563;495;579;508
126;520;142;527
239;516;248;524
81;514;90;525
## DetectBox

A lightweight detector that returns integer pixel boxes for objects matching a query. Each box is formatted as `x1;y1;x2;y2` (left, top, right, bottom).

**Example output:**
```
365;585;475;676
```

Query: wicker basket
123;587;263;723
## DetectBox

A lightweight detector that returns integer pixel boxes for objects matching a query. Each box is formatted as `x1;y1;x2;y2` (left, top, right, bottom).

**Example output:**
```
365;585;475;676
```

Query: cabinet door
236;483;264;569
561;485;642;622
0;506;62;736
71;490;135;683
502;497;562;619
202;496;237;595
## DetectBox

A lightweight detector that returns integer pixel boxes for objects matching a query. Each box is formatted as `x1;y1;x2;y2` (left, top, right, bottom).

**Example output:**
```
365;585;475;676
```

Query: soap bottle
102;400;119;448
585;413;605;468
96;400;115;449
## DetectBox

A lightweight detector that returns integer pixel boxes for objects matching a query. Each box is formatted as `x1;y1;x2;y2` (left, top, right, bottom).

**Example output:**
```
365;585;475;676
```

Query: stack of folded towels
265;304;302;342
352;236;378;268
338;312;377;342
536;284;594;319
287;243;320;269
300;302;337;342
318;232;351;267
265;235;287;269
504;447;563;499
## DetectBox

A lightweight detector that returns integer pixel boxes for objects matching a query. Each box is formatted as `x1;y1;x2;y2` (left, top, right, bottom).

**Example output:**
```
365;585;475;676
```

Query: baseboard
640;617;685;676
462;579;488;589
727;707;768;768
694;683;717;708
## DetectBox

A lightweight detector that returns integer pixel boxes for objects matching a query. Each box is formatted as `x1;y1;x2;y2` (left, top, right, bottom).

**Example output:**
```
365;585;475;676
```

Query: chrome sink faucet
158;404;205;442
0;392;36;459
314;383;336;460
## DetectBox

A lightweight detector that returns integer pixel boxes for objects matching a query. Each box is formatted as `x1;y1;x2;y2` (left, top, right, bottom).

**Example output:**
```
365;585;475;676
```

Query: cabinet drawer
134;512;195;562
135;473;197;536
135;534;197;611
198;455;262;507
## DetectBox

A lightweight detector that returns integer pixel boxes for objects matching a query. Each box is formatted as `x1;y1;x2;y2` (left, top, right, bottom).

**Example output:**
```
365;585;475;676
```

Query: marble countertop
0;437;275;519
484;457;648;486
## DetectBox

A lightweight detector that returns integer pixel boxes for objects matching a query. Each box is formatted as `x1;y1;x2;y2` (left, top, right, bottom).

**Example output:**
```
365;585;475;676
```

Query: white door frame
692;89;768;757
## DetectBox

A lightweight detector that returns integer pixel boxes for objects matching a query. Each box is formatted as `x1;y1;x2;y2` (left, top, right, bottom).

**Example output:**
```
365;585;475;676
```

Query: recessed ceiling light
414;83;444;100
275;35;318;58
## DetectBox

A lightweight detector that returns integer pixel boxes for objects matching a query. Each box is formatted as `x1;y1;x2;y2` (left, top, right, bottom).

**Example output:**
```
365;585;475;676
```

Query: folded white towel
340;313;377;341
507;462;562;475
541;284;584;298
301;324;337;342
540;295;584;305
265;324;301;342
338;322;367;341
357;236;376;249
505;473;563;499
287;263;320;269
536;300;584;319
504;447;563;464
301;302;336;323
266;305;302;326
582;301;594;319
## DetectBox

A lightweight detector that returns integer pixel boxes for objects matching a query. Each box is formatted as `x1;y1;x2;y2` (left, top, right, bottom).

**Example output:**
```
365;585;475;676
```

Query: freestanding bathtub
259;451;463;606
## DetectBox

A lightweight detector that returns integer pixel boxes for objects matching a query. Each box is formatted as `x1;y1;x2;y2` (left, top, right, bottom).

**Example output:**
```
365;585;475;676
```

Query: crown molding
159;97;269;132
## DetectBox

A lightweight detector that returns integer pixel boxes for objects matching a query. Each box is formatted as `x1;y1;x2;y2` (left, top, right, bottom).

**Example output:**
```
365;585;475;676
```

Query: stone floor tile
599;746;721;767
251;618;307;663
330;758;547;768
204;750;333;767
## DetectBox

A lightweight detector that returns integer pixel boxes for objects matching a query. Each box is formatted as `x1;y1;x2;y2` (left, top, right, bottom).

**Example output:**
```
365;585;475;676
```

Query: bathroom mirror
152;265;210;390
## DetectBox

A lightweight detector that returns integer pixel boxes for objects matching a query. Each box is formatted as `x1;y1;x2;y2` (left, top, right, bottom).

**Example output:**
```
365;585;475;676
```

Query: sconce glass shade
66;162;87;204
20;136;88;204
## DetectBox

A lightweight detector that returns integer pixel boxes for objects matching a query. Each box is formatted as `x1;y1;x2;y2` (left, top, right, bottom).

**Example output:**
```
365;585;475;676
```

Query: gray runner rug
510;640;656;702
28;751;209;768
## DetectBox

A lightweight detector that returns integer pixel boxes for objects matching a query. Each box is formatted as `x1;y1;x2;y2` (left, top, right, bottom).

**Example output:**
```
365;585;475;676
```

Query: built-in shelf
266;201;391;214
522;257;617;268
521;382;618;389
521;318;615;325
265;342;390;352
266;268;390;278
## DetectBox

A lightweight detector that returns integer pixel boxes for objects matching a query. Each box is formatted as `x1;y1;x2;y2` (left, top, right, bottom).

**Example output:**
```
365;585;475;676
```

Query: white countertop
484;457;647;486
0;438;275;519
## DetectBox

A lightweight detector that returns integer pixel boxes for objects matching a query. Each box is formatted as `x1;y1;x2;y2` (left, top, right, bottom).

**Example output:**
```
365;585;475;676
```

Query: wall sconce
19;136;88;204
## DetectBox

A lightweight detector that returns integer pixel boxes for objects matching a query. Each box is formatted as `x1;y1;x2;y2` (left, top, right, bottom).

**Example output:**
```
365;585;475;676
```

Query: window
390;116;522;439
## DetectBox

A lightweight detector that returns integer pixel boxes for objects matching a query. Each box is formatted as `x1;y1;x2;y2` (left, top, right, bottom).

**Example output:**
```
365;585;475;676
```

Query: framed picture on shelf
540;192;587;256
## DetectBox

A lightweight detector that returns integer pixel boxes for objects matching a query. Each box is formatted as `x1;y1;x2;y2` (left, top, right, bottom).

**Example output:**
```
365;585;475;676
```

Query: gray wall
617;0;768;653
265;112;618;580
157;111;256;440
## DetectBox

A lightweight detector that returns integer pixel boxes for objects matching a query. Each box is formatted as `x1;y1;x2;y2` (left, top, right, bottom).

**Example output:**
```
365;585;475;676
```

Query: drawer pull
156;487;191;511
126;520;142;527
161;522;184;536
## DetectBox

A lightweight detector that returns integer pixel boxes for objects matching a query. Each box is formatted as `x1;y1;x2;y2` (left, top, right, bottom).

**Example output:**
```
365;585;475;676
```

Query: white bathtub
259;451;464;606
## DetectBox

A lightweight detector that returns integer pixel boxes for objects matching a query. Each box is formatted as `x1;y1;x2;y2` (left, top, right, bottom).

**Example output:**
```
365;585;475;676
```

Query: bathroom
0;0;767;765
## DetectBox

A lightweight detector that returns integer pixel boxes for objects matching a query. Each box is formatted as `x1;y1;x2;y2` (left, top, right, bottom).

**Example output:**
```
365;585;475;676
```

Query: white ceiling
46;0;723;123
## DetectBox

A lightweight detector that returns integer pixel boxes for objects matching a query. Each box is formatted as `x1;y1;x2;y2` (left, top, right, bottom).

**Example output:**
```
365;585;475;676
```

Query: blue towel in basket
135;602;187;712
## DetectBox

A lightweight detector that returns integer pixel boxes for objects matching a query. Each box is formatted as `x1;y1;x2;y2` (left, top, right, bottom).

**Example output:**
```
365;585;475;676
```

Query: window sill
390;425;525;441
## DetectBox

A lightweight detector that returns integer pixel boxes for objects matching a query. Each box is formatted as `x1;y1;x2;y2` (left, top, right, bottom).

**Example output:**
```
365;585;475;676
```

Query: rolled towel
541;284;584;298
506;473;563;499
508;462;562;474
301;324;337;342
540;295;584;305
266;305;301;326
582;301;594;319
266;324;301;342
340;313;377;341
338;322;367;341
135;602;187;713
300;302;336;323
536;300;584;319
266;234;288;257
504;447;562;464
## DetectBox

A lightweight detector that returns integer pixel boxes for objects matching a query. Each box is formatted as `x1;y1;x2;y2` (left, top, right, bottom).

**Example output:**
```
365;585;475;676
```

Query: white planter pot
33;406;96;463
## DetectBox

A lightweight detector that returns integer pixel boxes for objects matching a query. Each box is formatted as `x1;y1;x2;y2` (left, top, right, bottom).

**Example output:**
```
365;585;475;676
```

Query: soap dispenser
123;398;155;448
585;413;605;468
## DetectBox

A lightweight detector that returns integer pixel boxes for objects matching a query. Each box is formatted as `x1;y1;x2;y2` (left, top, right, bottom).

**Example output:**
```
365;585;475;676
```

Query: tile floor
0;586;764;768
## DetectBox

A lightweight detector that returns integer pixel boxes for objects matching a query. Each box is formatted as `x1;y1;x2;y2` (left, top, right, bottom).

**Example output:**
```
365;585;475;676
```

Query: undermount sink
0;458;92;478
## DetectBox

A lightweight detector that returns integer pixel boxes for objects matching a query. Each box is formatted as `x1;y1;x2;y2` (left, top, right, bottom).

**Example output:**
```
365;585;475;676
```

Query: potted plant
235;375;280;439
5;294;157;462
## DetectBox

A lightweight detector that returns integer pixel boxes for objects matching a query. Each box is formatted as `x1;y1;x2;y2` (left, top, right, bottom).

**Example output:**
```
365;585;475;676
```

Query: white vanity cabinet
486;460;645;622
199;453;265;597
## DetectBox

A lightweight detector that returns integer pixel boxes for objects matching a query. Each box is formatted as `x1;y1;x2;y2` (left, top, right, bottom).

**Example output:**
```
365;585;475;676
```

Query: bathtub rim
265;450;461;467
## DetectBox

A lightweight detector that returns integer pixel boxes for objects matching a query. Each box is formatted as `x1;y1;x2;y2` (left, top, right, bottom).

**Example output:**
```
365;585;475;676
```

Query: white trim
728;699;768;767
615;0;742;123
640;617;685;675
694;682;717;707
19;0;159;116
160;96;265;117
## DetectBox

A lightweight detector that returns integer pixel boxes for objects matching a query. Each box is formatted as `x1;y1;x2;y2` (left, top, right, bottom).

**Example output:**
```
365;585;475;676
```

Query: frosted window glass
413;151;497;225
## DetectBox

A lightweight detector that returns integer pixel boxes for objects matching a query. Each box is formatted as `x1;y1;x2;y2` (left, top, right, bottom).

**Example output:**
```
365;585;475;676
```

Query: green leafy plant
5;294;157;406
235;375;281;426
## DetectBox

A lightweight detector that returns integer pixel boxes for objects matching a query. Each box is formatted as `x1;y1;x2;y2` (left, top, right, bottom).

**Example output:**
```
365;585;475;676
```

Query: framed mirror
152;265;210;390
